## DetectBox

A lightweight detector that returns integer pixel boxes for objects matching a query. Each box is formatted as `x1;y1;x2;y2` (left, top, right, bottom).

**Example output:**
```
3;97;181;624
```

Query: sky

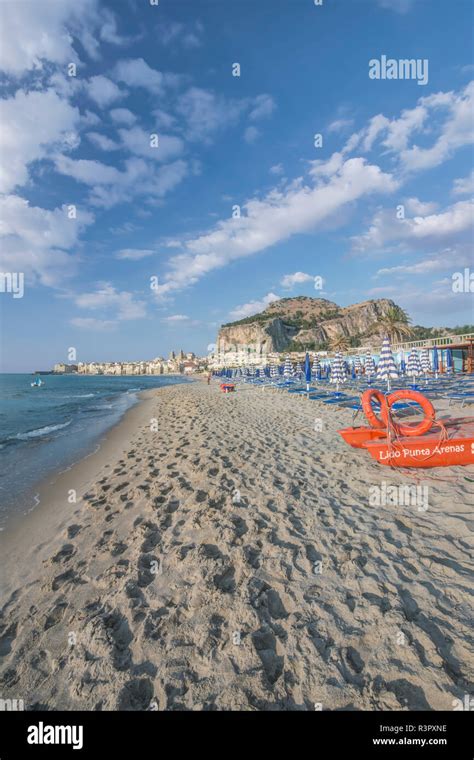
0;0;473;372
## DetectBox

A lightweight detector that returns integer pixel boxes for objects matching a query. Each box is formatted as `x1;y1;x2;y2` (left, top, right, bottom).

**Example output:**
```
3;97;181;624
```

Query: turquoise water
0;373;190;527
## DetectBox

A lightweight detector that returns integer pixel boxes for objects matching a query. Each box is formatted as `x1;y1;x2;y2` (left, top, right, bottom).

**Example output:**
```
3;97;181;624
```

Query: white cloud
70;317;116;330
118;126;184;161
87;132;119;151
248;94;276;121
328;118;354;133
116;249;154;260
0;88;79;193
244;126;260;144
87;75;125;107
269;164;284;176
176;87;247;143
0;194;93;286
0;0;104;75
229;293;280;320
110;107;136;125
161;314;190;322
156;20;204;49
112;58;179;93
452;170;474;196
280;272;314;289
75;283;146;320
344;82;474;175
175;88;275;144
353;200;473;252
155;156;398;297
54;154;189;208
404;197;439;215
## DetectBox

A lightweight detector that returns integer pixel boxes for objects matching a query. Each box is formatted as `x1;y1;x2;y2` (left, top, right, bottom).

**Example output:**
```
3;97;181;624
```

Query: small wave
127;387;141;392
15;420;72;440
64;393;95;398
88;404;113;410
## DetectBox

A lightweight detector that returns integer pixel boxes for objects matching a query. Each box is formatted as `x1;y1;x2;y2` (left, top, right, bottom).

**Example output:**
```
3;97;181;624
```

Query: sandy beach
0;381;472;711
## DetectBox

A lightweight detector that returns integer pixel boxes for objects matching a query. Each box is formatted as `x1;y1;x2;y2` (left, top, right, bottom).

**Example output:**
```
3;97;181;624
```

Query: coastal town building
53;351;206;375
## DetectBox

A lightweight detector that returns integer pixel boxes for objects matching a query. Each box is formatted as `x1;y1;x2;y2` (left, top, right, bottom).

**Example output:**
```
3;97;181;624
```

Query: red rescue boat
338;389;474;468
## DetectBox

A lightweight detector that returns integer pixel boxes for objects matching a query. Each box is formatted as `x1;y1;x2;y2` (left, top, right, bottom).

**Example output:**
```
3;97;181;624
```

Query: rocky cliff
217;296;401;353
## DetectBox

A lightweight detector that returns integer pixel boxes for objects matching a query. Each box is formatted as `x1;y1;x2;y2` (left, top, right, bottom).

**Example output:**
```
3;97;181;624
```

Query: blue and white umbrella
399;350;406;375
270;364;279;380
330;352;346;391
406;349;422;379
353;356;362;374
295;361;303;377
364;351;376;380
377;337;398;390
445;348;453;375
283;355;293;378
432;346;439;379
311;354;321;379
420;349;431;380
304;352;312;392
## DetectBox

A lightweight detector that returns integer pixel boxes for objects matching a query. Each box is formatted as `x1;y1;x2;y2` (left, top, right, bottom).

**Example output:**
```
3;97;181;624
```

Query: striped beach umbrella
304;352;312;392
446;348;453;374
295;361;303;377
283;355;293;378
311;354;320;379
354;356;362;374
406;349;422;378
377;337;398;390
364;351;376;380
270;364;278;380
432;347;439;379
330;352;346;391
420;349;431;380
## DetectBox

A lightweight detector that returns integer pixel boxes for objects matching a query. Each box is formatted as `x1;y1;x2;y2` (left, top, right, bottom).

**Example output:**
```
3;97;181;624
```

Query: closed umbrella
304;352;312;392
446;348;453;375
377;336;398;391
420;349;431;383
364;351;376;381
432;347;439;379
311;354;321;380
283;355;293;378
330;352;346;392
406;349;422;381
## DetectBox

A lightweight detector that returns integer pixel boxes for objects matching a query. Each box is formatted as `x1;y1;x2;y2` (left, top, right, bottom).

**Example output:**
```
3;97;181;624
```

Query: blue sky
0;0;473;372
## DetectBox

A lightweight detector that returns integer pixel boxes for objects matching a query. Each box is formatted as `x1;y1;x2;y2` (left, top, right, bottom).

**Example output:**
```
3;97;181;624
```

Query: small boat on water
338;389;474;469
31;376;44;388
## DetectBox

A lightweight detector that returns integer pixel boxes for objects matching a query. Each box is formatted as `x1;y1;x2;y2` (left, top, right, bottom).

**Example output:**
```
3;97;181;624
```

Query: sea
0;373;190;528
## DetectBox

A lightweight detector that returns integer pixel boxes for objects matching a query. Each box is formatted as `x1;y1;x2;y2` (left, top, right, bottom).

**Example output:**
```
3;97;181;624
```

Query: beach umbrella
295;361;303;377
377;336;398;391
330;352;346;392
354;356;362;375
311;354;321;380
432;346;439;379
406;349;422;379
399;350;406;375
304;352;312;392
270;364;279;380
420;349;431;382
364;351;376;381
283;355;293;378
446;348;453;375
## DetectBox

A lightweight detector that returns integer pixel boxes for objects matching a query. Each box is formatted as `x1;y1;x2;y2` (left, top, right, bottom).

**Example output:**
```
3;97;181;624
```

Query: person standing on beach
207;372;211;385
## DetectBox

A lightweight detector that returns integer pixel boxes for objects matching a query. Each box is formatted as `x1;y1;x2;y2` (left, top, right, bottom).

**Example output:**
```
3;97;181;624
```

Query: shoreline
0;387;164;598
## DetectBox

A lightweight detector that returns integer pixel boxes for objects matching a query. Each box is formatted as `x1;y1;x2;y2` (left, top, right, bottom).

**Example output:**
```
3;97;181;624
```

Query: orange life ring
381;390;435;437
362;389;387;429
